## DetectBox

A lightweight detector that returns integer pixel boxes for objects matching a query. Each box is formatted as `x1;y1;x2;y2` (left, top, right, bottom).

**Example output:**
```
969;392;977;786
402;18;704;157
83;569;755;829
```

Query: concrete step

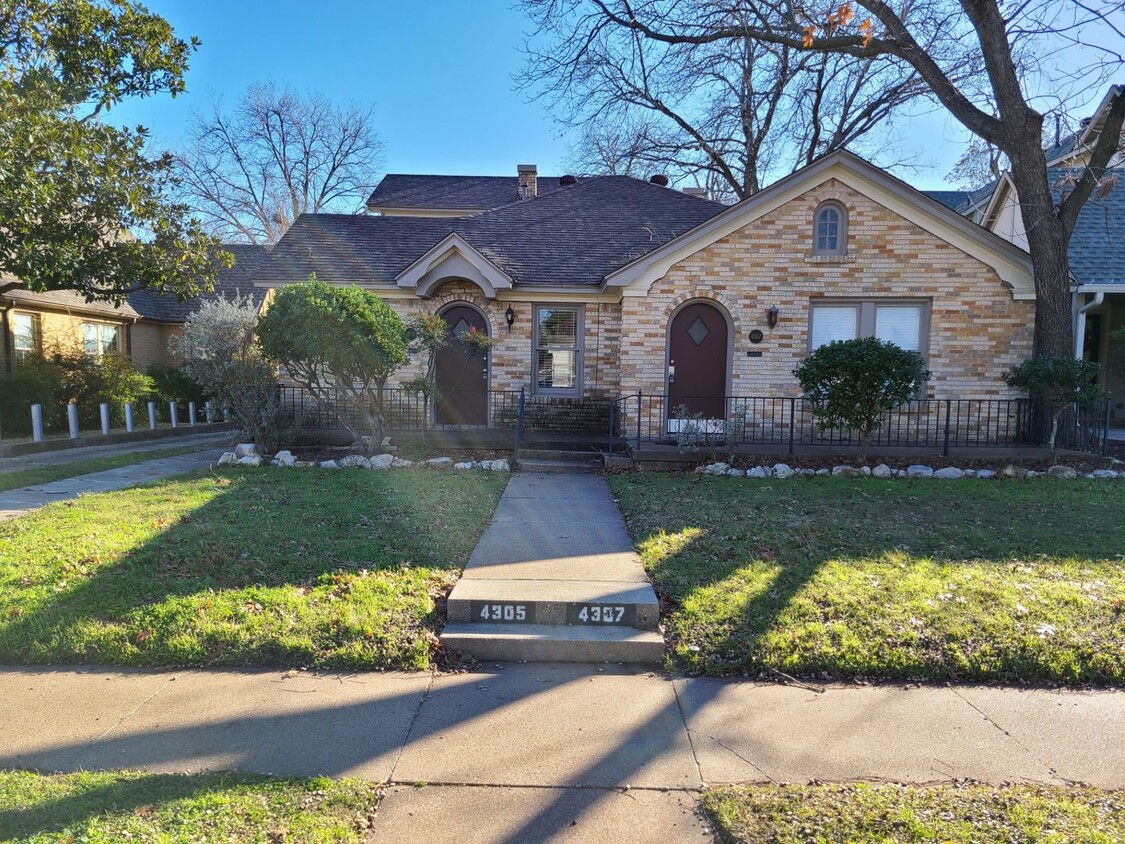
516;448;604;462
515;457;603;473
447;578;660;630
440;623;665;664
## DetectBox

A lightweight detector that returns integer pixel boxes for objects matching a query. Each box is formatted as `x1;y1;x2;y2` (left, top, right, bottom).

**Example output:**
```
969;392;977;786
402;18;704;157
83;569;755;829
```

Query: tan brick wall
129;322;179;371
621;178;1035;399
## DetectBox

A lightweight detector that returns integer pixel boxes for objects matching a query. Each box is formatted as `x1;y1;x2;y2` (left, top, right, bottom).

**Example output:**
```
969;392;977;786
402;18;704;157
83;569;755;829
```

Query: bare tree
520;0;933;201
946;137;1006;189
174;84;384;244
563;0;1125;358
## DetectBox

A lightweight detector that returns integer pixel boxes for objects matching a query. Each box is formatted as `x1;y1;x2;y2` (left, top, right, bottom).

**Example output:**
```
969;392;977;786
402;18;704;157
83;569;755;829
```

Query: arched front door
667;301;728;421
436;305;489;426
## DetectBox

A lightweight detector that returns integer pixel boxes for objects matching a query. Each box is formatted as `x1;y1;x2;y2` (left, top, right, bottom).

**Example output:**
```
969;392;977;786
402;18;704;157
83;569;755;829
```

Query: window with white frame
808;299;929;355
813;201;848;255
82;322;121;357
534;305;582;394
11;312;40;362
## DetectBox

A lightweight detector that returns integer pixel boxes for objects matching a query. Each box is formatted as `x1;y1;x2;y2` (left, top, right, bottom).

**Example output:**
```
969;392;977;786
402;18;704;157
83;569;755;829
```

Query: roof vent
682;187;708;199
559;174;578;185
649;174;670;186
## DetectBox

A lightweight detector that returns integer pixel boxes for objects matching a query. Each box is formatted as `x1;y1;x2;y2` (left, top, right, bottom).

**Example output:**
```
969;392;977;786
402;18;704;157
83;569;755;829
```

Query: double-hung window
82;322;120;358
534;305;582;395
808;299;929;355
12;313;40;362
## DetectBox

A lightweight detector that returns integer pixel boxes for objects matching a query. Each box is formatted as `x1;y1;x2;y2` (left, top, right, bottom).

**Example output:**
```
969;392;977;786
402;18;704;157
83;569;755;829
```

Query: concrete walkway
0;431;232;473
0;445;228;521
1;665;1121;841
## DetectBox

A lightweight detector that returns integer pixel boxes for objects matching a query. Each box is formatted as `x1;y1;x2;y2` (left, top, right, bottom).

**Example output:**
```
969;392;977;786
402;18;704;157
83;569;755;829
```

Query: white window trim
532;304;584;397
81;320;123;358
11;312;40;360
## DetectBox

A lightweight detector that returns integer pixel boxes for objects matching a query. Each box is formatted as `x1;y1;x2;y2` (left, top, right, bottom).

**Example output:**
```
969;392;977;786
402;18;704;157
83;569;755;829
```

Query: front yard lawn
0;769;381;843
0;468;505;670
703;782;1124;843
610;475;1125;684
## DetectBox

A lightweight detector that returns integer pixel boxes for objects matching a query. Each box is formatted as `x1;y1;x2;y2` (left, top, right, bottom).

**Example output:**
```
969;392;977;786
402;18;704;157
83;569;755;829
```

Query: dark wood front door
667;302;728;420
436;305;489;425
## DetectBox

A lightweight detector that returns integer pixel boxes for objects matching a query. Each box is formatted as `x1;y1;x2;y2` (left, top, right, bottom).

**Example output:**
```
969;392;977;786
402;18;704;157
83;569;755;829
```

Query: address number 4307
577;605;625;623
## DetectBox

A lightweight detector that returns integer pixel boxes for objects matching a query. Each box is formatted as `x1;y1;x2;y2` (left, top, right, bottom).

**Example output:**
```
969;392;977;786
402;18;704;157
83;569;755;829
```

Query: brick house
254;151;1036;437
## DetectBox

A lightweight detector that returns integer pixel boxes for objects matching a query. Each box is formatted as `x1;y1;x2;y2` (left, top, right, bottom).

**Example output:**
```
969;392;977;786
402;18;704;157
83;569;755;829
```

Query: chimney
517;164;538;199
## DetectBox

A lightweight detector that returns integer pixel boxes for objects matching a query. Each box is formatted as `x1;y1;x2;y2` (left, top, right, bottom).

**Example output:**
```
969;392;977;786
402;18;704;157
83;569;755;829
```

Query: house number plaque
567;604;635;626
473;602;534;623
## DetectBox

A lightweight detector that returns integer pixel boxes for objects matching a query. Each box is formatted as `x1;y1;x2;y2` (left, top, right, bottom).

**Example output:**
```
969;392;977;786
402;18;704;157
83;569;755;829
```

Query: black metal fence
277;384;1111;456
608;393;1112;456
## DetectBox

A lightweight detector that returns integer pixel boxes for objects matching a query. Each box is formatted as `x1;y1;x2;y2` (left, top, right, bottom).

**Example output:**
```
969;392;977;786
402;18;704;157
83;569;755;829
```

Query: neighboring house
968;85;1125;422
0;244;268;374
253;152;1035;433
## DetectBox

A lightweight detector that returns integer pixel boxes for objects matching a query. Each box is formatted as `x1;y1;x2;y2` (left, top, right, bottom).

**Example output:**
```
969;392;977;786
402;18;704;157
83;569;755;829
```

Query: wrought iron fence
608;393;1111;456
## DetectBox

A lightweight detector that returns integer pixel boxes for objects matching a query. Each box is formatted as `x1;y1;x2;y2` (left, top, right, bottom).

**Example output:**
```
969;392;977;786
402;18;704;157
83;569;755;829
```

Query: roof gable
396;233;514;297
605;150;1035;299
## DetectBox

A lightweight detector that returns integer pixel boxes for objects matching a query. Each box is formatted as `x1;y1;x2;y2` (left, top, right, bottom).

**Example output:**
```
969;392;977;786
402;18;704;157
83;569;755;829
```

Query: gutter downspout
0;303;11;374
1074;290;1105;359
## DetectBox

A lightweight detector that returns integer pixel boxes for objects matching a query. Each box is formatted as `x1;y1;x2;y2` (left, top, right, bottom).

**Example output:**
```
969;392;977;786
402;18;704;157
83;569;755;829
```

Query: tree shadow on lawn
0;468;505;670
617;476;1125;683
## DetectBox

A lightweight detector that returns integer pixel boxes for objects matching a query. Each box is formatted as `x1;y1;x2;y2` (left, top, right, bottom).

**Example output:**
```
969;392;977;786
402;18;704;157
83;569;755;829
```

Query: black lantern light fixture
767;305;780;329
505;305;515;333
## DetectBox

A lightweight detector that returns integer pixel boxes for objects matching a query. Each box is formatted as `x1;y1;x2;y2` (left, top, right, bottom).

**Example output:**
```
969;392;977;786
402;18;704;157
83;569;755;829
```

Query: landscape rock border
693;460;1121;480
216;445;511;473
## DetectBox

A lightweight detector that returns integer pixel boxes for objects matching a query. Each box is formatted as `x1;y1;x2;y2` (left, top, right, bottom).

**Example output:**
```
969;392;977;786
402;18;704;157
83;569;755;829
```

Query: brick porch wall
620;178;1035;399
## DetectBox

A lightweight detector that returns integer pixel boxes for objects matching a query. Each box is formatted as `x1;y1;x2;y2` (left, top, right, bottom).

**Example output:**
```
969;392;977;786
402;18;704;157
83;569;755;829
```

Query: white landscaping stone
934;467;965;480
1001;465;1023;478
906;465;934;478
701;462;730;476
963;469;977;478
426;457;454;468
1027;470;1044;478
747;466;770;478
482;458;511;472
217;452;236;466
772;463;795;479
893;469;907;478
977;469;996;479
872;464;893;478
391;457;414;468
236;454;261;467
799;468;817;477
816;468;830;476
381;436;393;448
234;443;258;458
1091;469;1119;479
339;455;371;469
319;460;339;469
727;468;746;477
369;454;395;470
1046;465;1078;479
295;461;315;468
832;465;864;478
271;450;296;467
454;461;475;471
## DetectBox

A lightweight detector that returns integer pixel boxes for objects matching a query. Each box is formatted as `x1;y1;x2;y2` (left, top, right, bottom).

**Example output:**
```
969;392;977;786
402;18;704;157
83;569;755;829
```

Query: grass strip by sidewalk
0;446;203;493
610;474;1125;684
703;782;1124;843
0;468;505;670
0;769;381;843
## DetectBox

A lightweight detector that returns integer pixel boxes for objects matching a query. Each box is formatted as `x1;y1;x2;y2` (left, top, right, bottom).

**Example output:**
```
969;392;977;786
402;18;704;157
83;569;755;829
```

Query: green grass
0;769;381;843
0;468;505;670
703;782;1125;843
0;446;202;493
610;474;1125;683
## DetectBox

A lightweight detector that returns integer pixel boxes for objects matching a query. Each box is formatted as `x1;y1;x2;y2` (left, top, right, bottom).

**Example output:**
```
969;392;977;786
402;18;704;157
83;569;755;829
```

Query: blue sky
108;1;1112;191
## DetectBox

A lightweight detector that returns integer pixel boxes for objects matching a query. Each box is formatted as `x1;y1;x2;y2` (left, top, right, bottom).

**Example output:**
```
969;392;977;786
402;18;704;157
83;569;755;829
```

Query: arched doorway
435;304;490;426
666;300;730;422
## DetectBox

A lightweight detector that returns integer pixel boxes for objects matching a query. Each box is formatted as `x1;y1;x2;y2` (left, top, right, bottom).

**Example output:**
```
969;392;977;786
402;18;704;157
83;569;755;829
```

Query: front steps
439;472;665;664
514;448;604;474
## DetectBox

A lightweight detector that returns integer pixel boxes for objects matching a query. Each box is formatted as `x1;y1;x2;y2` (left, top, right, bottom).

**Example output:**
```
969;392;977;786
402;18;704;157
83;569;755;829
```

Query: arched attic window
813;201;848;256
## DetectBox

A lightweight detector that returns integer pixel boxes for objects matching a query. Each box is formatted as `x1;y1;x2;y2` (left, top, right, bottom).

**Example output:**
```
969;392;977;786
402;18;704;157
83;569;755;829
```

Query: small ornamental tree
1004;357;1103;456
794;337;931;461
257;278;409;454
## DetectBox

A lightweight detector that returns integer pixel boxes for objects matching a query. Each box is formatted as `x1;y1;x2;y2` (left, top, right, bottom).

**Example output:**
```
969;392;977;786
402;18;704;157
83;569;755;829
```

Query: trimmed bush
0;360;65;436
1005;356;1103;454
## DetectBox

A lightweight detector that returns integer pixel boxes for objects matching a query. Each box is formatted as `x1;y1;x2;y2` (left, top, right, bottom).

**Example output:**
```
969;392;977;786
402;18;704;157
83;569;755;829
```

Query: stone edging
694;461;1121;480
216;445;511;473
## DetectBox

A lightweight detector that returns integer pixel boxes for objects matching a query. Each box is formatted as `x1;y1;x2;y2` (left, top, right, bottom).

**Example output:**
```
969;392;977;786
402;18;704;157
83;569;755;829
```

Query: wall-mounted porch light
767;305;780;329
505;305;515;333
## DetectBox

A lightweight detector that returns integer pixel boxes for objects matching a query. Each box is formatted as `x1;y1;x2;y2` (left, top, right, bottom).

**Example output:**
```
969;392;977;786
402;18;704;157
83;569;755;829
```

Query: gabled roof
605;150;1035;299
263;175;726;288
1052;167;1125;286
127;244;270;322
366;174;569;213
1046;85;1124;165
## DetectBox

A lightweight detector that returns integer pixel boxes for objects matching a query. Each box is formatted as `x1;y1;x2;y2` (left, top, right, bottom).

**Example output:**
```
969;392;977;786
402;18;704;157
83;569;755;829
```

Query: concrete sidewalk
0;431;232;473
1;665;1121;841
0;446;228;521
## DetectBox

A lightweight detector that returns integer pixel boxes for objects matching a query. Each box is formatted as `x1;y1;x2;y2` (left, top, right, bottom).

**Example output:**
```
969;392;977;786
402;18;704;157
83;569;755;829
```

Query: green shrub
794;337;931;461
47;350;155;428
146;365;210;407
0;360;65;436
1004;356;1103;454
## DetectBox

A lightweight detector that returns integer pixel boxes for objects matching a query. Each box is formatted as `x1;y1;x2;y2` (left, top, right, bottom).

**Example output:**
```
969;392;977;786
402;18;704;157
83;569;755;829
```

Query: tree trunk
1007;139;1074;359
